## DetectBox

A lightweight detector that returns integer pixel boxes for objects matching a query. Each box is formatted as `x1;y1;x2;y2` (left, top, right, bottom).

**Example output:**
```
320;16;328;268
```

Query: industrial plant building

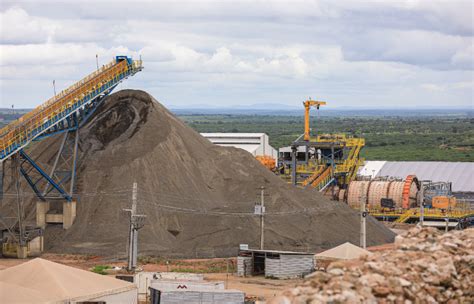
358;161;474;197
201;133;278;161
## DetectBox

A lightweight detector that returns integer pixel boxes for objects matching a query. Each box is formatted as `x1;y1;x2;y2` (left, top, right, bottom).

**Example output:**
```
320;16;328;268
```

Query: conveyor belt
0;56;143;161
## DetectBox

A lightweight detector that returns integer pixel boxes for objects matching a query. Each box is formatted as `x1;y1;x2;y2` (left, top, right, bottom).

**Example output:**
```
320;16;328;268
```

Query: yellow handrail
1;57;143;159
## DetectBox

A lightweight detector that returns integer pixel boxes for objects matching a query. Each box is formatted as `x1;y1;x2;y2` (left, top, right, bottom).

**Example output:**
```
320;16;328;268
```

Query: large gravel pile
1;90;395;258
272;227;473;303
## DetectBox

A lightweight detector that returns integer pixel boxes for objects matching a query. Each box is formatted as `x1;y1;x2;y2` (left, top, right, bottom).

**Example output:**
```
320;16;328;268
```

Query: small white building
237;248;315;279
133;272;205;301
148;274;244;304
201;133;278;162
150;288;245;304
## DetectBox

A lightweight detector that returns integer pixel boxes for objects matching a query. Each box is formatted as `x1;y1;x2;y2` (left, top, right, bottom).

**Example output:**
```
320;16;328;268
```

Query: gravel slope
1;90;395;258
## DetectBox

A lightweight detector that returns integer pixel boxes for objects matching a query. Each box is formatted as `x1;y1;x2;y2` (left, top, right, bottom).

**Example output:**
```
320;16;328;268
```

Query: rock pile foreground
273;227;473;303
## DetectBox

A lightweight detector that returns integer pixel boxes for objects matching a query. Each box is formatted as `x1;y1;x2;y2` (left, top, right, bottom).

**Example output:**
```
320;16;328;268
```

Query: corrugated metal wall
150;280;224;291
135;272;204;296
158;290;244;304
265;254;314;279
237;256;253;276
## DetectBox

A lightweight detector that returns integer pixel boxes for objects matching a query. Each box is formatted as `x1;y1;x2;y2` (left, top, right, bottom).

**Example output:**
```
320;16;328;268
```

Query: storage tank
345;175;419;209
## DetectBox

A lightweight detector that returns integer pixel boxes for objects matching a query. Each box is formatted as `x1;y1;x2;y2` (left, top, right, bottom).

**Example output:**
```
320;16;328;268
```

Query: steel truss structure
1;56;143;203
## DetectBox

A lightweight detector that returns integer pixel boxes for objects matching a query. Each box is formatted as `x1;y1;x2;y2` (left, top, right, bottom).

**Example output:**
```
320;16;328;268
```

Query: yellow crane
303;98;326;141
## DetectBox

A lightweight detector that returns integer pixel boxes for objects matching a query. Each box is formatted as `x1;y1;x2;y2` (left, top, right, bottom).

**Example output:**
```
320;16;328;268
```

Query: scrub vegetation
180;115;474;161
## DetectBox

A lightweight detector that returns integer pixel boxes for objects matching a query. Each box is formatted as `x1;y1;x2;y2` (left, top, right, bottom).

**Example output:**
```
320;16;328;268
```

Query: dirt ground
0;238;397;300
204;273;301;300
0;254;300;300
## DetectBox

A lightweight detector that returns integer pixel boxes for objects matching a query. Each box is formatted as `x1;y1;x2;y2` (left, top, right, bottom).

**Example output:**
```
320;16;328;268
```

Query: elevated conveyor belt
310;166;333;191
0;56;143;161
302;165;326;187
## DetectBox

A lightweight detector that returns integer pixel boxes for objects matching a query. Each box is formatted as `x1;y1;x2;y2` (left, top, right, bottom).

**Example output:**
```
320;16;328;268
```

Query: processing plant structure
0;56;143;258
278;99;473;229
278;99;365;192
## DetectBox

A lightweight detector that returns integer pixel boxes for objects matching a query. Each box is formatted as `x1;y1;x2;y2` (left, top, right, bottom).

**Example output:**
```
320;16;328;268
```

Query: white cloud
421;83;445;92
0;7;57;44
0;43;133;67
451;43;474;68
421;81;474;92
0;0;472;108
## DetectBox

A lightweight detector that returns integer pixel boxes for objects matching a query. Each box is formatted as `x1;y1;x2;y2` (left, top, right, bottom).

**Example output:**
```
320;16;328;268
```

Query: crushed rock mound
1;90;395;258
272;227;473;303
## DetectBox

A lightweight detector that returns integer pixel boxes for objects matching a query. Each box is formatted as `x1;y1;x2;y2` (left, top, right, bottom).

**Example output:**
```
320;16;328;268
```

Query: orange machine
256;155;276;170
432;196;457;209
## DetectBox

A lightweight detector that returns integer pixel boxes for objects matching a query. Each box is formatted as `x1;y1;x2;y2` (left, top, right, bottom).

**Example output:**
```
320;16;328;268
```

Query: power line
1;186;347;217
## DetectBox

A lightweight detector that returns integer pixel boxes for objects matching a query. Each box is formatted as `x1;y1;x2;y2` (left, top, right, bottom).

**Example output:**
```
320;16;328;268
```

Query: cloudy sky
0;0;472;109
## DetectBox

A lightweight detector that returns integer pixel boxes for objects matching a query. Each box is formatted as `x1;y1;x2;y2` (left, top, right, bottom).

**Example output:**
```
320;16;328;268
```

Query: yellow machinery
368;205;473;227
279;98;473;229
279;99;365;193
340;177;472;228
303;99;326;141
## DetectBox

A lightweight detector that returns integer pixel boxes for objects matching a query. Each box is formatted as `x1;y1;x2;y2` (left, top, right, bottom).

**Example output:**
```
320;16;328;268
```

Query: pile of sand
1;90;394;258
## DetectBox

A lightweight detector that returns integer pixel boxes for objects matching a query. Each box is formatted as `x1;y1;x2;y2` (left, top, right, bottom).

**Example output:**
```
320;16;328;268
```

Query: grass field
179;115;474;162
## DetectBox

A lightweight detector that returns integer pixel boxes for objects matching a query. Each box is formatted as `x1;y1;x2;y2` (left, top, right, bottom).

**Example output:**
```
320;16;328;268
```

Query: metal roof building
237;248;314;279
358;161;474;193
201;133;278;161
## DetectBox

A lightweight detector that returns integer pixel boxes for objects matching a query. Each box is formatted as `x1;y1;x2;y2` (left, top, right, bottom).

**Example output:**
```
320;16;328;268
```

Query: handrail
310;166;332;189
0;57;143;160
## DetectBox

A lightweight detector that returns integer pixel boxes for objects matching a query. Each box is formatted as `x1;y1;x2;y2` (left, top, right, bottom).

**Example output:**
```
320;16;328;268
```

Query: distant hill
170;107;473;117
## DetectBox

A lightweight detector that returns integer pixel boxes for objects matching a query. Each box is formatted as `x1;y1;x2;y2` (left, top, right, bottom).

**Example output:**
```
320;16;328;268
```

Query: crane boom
303;99;326;141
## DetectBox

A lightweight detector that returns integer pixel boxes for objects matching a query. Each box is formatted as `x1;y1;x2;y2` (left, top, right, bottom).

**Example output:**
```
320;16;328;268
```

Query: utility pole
419;184;425;227
291;146;297;185
360;202;367;249
129;182;137;271
12;155;27;258
359;183;367;249
124;182;146;272
96;54;99;71
260;186;265;250
225;259;229;289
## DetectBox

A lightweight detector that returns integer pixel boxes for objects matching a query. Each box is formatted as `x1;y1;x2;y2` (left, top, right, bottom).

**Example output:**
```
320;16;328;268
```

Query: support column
63;201;76;229
330;145;335;177
36;201;50;229
16;245;28;259
305;145;309;164
291;146;297;185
